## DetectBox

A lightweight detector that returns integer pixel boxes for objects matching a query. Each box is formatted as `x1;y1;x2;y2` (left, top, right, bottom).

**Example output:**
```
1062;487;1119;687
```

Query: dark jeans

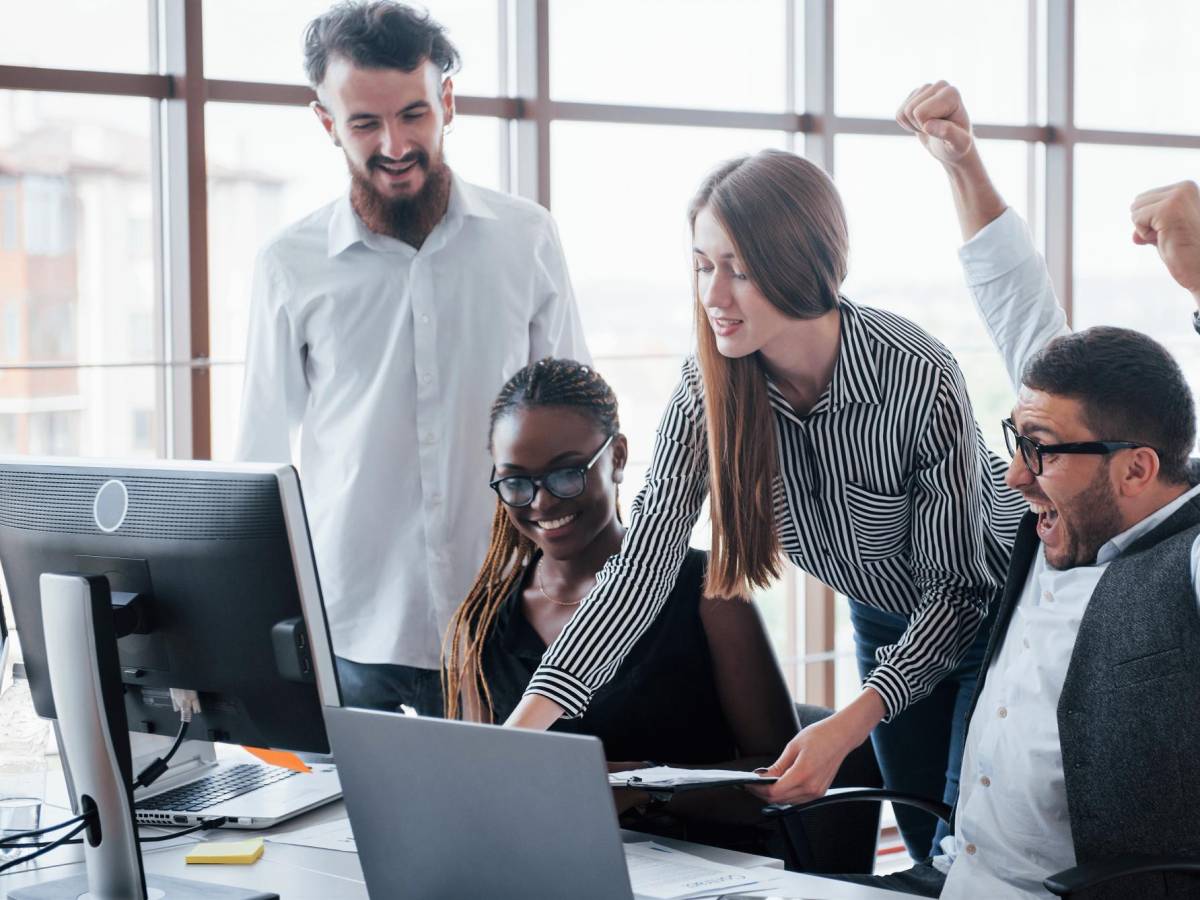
335;657;444;718
850;598;995;862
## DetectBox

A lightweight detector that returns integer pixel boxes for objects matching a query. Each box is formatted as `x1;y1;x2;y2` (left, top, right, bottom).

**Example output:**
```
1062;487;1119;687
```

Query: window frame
3;0;1200;705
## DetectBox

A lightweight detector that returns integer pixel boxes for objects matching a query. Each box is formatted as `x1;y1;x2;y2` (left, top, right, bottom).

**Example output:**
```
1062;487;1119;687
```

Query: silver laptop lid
325;707;633;900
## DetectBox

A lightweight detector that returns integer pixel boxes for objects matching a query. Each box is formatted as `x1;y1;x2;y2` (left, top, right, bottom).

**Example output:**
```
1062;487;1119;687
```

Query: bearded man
236;1;588;716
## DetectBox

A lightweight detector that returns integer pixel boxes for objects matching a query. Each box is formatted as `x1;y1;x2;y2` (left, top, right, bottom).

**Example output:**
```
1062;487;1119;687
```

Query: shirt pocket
843;482;911;563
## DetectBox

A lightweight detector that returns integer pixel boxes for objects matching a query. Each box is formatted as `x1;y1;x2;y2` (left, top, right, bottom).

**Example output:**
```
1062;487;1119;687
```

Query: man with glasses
839;83;1200;898
236;1;587;716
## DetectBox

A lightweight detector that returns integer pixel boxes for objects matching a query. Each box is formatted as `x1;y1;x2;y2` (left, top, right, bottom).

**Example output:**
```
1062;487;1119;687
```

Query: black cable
0;811;90;845
0;820;89;873
0;816;227;852
133;716;190;790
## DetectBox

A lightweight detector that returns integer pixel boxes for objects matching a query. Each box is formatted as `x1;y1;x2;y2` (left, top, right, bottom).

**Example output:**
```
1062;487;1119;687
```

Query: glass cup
0;672;51;859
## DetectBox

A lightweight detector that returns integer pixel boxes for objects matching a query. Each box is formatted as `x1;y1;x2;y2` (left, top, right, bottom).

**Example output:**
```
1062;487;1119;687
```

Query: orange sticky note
242;746;312;773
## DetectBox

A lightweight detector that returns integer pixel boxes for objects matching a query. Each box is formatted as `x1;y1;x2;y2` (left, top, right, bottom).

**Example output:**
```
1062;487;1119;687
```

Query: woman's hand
503;693;566;730
749;689;885;806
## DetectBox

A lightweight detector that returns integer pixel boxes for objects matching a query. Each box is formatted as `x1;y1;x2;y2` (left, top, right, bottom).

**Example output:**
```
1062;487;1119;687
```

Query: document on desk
609;766;778;792
265;817;357;853
624;841;762;899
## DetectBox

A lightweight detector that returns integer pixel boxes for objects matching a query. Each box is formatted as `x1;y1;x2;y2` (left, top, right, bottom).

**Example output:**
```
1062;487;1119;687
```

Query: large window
3;0;1199;711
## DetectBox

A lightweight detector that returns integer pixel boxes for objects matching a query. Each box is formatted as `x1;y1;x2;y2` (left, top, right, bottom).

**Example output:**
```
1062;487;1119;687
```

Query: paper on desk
624;841;760;899
609;766;777;790
266;816;357;854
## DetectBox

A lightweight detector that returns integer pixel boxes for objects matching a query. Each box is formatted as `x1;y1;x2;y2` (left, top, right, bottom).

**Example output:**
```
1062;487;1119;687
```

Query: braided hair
442;358;621;721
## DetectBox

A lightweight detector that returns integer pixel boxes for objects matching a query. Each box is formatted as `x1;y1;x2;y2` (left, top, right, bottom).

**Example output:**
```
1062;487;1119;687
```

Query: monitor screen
0;458;338;754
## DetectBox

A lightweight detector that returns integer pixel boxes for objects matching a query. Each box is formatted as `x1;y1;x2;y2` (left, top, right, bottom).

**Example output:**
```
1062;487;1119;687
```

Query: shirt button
419;314;430;324
997;706;1008;719
965;843;977;856
1043;590;1054;602
423;431;436;444
1023;637;1031;649
979;775;991;787
429;492;442;504
421;372;432;384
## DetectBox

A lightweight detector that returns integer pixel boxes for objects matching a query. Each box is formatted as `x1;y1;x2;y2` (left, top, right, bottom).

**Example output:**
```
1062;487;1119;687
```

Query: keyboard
137;763;299;813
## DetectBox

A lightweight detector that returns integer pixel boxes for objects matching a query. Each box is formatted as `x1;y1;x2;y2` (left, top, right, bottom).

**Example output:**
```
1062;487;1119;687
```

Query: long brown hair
442;358;621;720
688;149;849;597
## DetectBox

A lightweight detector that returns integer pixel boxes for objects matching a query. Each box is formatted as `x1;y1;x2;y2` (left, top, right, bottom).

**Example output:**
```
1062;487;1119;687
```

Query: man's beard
349;148;451;248
1042;461;1124;570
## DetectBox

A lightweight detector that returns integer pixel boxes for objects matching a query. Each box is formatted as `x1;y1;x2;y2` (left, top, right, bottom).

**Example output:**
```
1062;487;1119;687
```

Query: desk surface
2;799;911;899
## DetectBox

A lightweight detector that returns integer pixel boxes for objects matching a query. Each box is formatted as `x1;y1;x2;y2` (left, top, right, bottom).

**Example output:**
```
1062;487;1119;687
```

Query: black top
480;547;738;764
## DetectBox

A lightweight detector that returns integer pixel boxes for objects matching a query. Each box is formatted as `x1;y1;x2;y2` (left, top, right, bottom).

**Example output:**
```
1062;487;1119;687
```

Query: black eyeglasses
489;434;615;508
1001;418;1153;477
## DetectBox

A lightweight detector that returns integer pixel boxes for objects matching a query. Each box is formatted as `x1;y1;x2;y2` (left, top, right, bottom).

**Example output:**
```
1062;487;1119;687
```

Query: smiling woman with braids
442;357;797;846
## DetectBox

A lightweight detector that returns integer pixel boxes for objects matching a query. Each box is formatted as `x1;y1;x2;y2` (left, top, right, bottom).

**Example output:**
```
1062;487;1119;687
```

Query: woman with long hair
442;357;798;849
506;149;1025;861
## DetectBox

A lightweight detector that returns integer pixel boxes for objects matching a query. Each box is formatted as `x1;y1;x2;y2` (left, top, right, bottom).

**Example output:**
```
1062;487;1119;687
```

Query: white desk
2;799;911;899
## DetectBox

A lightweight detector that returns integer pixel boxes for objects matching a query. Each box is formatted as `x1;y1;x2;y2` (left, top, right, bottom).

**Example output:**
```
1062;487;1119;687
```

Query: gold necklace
535;564;583;607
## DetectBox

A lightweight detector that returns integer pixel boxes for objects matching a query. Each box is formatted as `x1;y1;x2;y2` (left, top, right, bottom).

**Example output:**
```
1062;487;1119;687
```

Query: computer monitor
0;457;340;900
0;457;339;752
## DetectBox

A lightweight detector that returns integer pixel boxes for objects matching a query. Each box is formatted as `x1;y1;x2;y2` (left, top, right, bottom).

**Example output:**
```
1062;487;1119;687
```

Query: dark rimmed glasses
1001;418;1153;477
489;434;615;508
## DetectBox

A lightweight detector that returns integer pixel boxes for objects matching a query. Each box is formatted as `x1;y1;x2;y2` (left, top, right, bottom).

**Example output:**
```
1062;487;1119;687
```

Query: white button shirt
937;207;1200;898
236;176;589;668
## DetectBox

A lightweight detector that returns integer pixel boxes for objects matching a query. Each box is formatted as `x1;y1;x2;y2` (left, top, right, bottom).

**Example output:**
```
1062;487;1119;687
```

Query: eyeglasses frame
489;432;617;508
1000;417;1154;477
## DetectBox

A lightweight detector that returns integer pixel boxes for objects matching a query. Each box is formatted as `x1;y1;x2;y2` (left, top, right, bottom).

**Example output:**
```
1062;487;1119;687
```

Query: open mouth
1028;499;1060;544
711;316;744;336
374;157;420;178
532;512;579;534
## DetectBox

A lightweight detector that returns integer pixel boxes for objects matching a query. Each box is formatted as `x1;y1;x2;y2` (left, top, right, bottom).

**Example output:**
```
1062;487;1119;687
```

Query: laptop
325;706;634;900
128;736;341;829
54;727;341;830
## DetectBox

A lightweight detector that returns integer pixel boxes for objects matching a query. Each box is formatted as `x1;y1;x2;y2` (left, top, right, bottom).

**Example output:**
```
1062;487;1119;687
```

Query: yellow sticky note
185;837;265;865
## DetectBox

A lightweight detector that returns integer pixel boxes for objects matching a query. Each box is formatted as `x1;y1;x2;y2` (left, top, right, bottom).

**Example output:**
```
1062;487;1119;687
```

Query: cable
0;816;227;852
133;716;190;790
0;811;90;846
0;820;89;874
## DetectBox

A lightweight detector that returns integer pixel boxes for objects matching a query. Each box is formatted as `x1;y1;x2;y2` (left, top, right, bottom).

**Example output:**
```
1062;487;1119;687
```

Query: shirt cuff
523;666;593;720
863;663;911;723
958;207;1038;288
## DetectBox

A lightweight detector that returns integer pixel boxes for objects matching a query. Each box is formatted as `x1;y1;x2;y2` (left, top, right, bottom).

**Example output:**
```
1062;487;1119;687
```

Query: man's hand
1131;181;1200;307
896;80;1005;241
896;80;975;166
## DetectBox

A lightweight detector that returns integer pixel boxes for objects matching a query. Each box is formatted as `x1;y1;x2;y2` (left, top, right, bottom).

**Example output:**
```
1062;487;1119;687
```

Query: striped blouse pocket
843;482;911;563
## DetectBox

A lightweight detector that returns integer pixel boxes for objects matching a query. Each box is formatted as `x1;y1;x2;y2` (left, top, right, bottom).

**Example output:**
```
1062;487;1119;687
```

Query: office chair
771;704;884;875
764;787;1200;898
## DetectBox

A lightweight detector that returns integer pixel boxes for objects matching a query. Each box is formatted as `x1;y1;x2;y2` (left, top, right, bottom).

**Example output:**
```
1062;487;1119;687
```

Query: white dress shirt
936;207;1200;898
236;176;589;668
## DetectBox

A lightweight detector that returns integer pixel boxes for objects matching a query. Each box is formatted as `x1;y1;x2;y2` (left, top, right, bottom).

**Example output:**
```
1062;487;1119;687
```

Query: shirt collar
766;298;882;420
1095;481;1200;565
325;172;498;258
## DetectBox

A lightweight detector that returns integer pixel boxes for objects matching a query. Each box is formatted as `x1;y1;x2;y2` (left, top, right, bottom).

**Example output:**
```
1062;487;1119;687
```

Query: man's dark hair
303;1;461;87
1022;326;1196;484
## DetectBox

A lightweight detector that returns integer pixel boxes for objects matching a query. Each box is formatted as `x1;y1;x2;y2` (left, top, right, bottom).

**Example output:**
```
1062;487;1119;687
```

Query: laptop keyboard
137;763;299;813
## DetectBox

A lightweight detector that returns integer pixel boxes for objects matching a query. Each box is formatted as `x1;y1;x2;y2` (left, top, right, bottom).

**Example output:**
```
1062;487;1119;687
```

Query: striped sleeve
864;360;999;721
524;359;710;717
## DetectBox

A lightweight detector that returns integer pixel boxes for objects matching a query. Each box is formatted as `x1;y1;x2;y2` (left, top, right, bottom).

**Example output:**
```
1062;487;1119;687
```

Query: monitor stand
8;574;275;900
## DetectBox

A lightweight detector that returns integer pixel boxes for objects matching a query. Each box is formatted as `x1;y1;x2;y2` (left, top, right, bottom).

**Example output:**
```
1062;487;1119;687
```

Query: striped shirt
526;299;1027;722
